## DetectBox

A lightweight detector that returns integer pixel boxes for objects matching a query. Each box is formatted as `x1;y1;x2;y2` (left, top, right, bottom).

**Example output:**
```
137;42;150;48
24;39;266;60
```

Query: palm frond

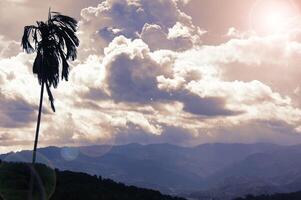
43;46;60;88
51;12;78;32
21;25;38;53
45;82;55;112
58;48;69;81
52;25;79;60
33;51;43;83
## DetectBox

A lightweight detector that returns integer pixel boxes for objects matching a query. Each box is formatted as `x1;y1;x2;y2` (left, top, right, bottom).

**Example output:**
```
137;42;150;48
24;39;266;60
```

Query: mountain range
1;143;301;199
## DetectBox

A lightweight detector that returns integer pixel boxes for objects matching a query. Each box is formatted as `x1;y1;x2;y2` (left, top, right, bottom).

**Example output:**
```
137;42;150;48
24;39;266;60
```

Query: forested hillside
0;161;186;200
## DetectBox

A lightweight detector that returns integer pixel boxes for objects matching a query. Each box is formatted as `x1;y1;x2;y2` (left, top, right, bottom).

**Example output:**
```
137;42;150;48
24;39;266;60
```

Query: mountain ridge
1;142;301;199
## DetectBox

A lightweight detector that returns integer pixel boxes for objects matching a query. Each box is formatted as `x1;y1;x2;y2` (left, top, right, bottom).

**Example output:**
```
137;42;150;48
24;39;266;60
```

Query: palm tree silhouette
22;9;79;164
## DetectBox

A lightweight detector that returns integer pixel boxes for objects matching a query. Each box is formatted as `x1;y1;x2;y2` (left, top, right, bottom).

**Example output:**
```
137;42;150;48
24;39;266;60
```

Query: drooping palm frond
51;13;79;61
45;82;55;112
22;25;38;53
21;11;79;112
51;12;78;32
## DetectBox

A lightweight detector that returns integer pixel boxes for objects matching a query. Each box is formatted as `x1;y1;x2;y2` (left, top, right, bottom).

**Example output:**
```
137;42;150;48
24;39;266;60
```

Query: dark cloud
89;37;241;117
83;88;110;101
106;53;162;103
73;100;104;110
80;0;201;54
102;0;182;37
114;124;196;146
140;23;197;51
99;27;123;41
0;93;37;128
176;92;240;116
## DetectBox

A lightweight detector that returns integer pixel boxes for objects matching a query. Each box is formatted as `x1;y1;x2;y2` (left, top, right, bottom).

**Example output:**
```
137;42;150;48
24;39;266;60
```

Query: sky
0;0;301;153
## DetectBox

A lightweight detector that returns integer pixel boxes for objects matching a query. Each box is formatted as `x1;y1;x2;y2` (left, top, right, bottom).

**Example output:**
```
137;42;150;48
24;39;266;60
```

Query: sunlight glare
250;0;299;34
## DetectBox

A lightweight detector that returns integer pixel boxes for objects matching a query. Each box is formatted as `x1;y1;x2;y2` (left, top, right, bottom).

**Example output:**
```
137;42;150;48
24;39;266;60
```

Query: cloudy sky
1;0;301;153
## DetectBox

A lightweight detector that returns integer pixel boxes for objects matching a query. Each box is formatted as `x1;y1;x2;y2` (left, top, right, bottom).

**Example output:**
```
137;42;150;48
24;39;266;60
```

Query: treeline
0;161;186;200
234;191;301;200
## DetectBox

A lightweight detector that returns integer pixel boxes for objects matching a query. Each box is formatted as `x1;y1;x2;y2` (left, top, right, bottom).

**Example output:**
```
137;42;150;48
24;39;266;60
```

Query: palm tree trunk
32;81;45;164
28;81;45;199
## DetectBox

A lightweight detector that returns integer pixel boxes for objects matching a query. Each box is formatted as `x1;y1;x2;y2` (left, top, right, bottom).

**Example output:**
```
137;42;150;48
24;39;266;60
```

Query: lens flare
61;147;79;161
0;152;56;200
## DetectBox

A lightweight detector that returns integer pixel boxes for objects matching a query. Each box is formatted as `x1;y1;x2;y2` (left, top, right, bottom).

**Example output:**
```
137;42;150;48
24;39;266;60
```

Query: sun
265;9;290;32
250;0;299;34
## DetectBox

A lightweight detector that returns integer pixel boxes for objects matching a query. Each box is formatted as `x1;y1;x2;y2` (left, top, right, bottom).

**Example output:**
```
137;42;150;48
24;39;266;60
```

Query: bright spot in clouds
1;0;301;152
250;0;299;34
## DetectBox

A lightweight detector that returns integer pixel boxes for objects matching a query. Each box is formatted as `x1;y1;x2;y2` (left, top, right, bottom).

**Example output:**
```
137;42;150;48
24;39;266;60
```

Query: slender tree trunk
28;81;45;200
32;81;44;164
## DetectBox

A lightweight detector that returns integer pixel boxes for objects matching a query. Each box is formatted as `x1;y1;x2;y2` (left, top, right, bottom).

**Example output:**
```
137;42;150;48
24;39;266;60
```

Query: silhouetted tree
21;9;79;164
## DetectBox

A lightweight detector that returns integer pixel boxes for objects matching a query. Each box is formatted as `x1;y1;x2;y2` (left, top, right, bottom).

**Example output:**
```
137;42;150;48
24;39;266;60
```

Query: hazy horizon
2;141;301;155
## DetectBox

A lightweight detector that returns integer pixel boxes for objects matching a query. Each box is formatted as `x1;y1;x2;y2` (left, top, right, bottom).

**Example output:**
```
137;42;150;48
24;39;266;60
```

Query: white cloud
0;35;21;58
1;0;301;153
78;0;204;56
98;34;301;135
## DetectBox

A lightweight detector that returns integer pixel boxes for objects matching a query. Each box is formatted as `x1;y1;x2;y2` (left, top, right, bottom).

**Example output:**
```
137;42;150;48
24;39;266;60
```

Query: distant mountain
189;144;301;200
3;143;301;199
0;161;186;200
209;144;301;185
233;190;301;200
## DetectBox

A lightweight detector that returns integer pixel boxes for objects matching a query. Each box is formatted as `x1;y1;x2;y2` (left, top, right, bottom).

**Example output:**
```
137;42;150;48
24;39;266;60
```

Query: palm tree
22;9;79;164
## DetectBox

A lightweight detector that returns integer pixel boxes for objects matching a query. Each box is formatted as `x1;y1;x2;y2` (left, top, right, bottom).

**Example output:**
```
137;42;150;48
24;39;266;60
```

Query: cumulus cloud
0;91;37;128
98;36;237;116
79;0;204;56
210;34;301;107
141;22;205;51
81;33;301;143
0;0;301;153
0;35;20;58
